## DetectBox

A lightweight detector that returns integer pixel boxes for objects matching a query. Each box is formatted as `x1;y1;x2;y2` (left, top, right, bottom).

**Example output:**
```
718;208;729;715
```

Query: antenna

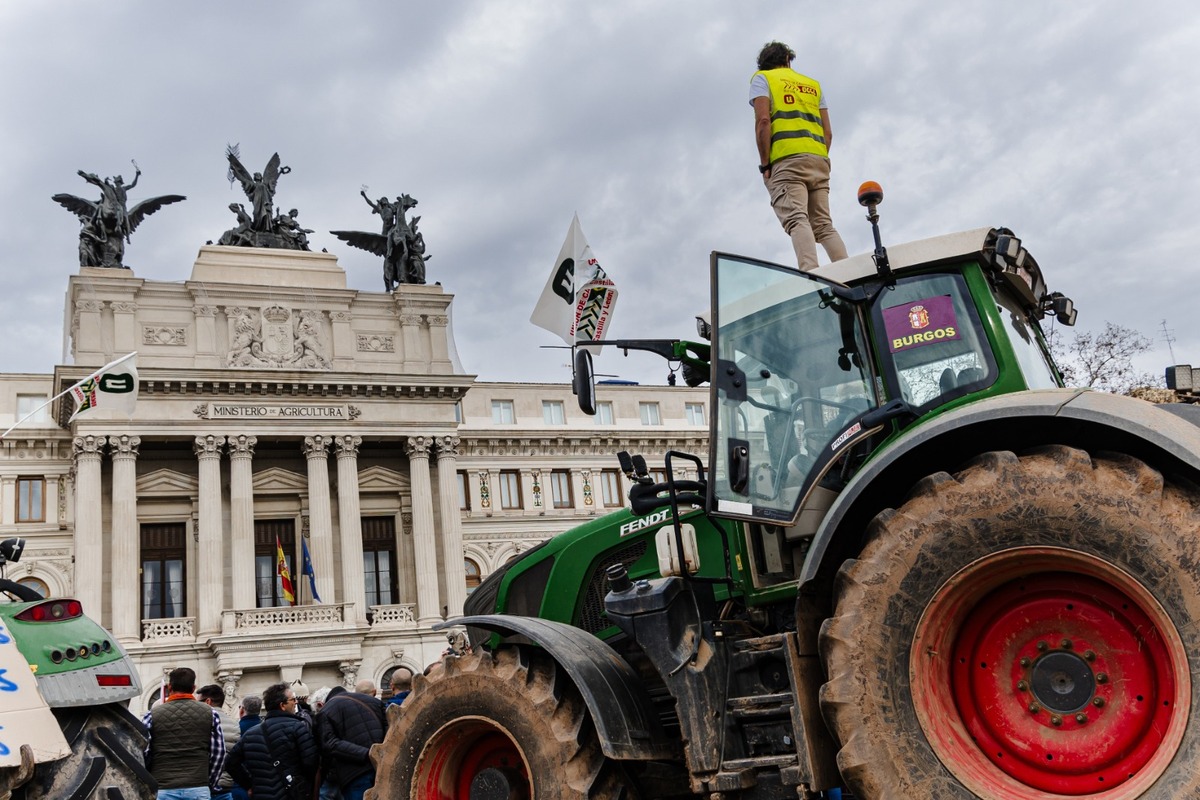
1161;319;1177;364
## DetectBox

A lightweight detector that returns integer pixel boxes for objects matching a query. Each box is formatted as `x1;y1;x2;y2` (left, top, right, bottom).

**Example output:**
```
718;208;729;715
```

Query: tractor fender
799;388;1200;589
436;615;677;761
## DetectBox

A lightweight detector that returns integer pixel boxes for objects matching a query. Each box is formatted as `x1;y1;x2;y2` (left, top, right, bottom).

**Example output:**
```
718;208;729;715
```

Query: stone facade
0;246;707;711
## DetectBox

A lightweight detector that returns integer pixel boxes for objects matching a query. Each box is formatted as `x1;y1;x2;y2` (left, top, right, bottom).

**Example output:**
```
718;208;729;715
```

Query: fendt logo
620;509;671;537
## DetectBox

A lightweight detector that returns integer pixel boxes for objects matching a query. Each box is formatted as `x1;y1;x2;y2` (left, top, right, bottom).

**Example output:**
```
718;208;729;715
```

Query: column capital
398;313;424;327
434;435;461;459
405;435;432;459
302;435;331;459
193;434;226;459
334;435;363;458
73;435;107;459
427;314;449;327
227;434;258;458
109;434;141;460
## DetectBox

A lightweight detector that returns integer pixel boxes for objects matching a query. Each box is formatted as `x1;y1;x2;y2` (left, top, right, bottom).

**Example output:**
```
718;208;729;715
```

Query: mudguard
437;615;677;761
800;388;1200;588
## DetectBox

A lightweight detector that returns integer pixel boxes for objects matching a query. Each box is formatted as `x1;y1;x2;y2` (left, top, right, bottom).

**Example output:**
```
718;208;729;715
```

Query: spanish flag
276;536;297;606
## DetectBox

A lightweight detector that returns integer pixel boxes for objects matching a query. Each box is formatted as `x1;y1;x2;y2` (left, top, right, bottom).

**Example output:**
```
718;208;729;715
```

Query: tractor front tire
820;447;1200;799
368;646;636;800
16;702;155;800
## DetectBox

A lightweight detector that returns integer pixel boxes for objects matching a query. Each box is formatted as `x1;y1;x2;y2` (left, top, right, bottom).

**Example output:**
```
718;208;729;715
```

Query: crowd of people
142;666;413;800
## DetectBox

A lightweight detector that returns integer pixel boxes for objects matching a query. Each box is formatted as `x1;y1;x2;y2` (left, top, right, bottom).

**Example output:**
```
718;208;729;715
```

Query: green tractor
371;186;1200;799
0;537;153;800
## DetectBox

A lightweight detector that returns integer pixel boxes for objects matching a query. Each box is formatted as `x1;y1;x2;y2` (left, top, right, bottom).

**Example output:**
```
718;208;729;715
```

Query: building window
686;402;706;426
639;402;661;425
16;477;44;523
457;471;470;510
600;470;623;507
254;519;296;608
498;471;522;509
16;394;49;424
453;400;463;423
491;400;515;424
650;469;667;484
549;470;573;509
141;522;186;620
542;400;565;425
362;516;398;608
16;576;48;598
465;558;482;592
595;401;614;425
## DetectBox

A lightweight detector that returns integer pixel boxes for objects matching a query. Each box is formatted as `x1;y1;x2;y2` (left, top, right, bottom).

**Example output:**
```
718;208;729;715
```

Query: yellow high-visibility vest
755;68;828;163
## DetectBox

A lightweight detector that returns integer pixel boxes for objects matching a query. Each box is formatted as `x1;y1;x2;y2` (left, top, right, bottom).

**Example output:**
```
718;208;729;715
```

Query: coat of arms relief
226;305;331;369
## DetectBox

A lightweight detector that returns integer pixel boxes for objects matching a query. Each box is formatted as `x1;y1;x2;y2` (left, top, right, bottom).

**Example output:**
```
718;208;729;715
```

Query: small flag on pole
301;538;321;603
275;536;297;606
530;215;618;351
67;353;139;422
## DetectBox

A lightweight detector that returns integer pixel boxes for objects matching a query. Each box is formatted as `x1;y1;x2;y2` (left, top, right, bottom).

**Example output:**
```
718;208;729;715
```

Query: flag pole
0;352;138;440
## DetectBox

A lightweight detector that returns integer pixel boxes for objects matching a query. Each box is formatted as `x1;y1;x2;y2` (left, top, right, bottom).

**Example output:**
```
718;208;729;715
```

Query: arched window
16;576;48;598
464;558;482;592
381;665;414;702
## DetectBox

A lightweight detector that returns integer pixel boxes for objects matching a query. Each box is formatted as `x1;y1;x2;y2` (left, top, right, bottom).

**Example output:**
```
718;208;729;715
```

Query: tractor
0;537;152;800
369;185;1200;799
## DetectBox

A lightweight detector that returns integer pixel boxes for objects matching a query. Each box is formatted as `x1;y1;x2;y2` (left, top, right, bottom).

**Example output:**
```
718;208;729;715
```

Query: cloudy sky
1;1;1196;386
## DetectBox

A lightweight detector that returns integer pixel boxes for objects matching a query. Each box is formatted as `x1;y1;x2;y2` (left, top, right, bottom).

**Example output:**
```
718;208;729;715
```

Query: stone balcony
220;602;357;634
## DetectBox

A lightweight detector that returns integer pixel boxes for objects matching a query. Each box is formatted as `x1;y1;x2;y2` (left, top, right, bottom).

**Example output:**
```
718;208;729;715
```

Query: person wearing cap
291;679;315;728
750;40;848;272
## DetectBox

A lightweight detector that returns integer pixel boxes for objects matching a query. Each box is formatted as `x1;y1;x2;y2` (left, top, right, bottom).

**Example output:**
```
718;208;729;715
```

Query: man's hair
196;684;225;706
390;669;413;690
354;678;377;695
263;682;290;712
757;41;796;71
167;667;196;694
240;695;262;715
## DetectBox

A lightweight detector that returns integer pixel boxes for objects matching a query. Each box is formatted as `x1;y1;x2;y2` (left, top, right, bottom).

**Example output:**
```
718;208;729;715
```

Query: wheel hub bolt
1051;714;1063;726
1037;641;1049;652
1076;713;1088;724
1061;639;1073;649
1029;703;1041;714
1020;657;1032;668
1016;680;1029;692
1093;697;1105;708
1096;673;1108;684
1084;650;1096;661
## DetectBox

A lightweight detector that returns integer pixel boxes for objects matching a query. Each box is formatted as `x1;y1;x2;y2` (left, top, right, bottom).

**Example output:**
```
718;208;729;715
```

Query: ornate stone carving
109;435;141;459
193;435;226;458
334;435;362;458
348;405;362;420
434;435;461;459
111;302;137;314
217;670;243;712
330;311;351;322
478;472;491;509
356;333;395;352
530;470;542;508
404;436;431;459
398;313;424;327
227;306;330;370
72;435;106;460
427;315;449;327
227;434;257;458
76;299;103;313
142;326;187;346
193;305;218;317
338;660;361;689
581;469;594;506
302;435;331;459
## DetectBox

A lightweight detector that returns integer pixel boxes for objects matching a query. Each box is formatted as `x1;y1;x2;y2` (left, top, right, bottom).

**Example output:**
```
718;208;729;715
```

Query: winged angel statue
52;162;185;268
331;190;430;290
217;146;310;251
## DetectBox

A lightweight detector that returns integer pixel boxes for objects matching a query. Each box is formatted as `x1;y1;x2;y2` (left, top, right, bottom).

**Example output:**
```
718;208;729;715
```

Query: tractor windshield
708;254;876;524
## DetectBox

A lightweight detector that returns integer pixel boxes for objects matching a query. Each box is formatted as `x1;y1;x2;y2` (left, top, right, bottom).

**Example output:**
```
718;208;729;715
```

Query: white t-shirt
749;72;828;109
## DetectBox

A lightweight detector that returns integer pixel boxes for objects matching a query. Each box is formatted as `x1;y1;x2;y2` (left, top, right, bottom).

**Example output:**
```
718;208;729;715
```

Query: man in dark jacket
318;683;387;800
226;682;318;800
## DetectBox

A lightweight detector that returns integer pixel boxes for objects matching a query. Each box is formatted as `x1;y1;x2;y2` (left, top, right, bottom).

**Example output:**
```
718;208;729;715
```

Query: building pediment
137;468;199;497
357;465;409;493
252;466;308;494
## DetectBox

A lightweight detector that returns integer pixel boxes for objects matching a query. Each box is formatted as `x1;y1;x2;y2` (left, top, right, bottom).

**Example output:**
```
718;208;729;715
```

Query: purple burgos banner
882;295;961;354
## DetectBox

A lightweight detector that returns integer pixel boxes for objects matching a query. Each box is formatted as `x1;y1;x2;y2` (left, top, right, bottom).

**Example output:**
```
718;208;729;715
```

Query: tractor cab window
875;273;996;409
995;292;1060;389
709;253;876;524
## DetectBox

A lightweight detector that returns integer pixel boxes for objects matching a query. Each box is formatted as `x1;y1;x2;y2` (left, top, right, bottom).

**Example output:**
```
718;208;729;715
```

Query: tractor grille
577;541;648;634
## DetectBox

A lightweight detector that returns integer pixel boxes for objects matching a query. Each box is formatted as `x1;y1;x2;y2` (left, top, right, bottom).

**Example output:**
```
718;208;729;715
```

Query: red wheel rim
911;547;1190;799
414;717;531;799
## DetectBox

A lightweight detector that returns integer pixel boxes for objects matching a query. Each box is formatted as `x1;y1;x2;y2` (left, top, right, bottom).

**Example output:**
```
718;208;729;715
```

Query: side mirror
573;348;597;415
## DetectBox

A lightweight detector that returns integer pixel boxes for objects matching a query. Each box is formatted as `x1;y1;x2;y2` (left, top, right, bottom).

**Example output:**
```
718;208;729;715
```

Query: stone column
335;435;366;623
228;435;257;610
427;314;453;372
193;305;219;369
398;313;424;372
302;436;336;604
112;301;138;353
406;436;441;624
435;436;467;618
330;310;354;370
194;435;226;635
72;435;106;621
110;435;141;642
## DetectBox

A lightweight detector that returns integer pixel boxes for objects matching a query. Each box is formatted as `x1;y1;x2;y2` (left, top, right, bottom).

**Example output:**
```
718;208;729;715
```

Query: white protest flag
530;214;618;349
67;352;139;422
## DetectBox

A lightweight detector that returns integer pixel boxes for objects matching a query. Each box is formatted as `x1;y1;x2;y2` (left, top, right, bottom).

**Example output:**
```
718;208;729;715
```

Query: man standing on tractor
751;41;848;271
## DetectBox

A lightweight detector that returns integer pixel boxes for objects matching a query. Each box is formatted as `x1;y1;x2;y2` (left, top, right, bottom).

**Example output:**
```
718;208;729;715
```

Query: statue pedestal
190;245;346;290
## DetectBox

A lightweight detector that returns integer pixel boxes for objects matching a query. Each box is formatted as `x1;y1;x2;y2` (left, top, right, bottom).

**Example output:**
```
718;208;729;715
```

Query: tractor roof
814;226;1001;285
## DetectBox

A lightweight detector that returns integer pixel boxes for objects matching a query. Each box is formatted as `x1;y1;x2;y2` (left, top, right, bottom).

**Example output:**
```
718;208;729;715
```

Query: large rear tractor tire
367;646;637;800
819;447;1200;799
15;703;156;800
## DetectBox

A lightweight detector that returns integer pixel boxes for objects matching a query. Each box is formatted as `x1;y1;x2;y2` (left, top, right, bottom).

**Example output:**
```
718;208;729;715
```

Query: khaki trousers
766;154;848;271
